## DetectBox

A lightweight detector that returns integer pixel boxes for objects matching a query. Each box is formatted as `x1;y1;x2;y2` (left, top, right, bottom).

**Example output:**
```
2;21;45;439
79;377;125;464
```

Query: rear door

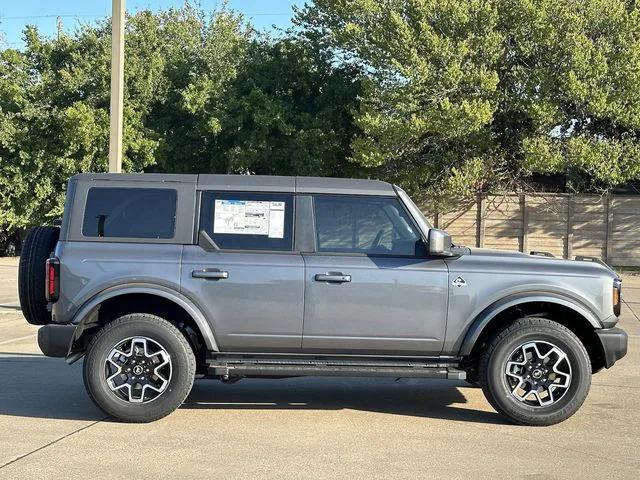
302;195;449;355
181;191;304;352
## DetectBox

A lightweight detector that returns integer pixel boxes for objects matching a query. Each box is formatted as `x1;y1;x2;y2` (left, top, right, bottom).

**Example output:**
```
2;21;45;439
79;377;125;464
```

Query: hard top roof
72;173;396;196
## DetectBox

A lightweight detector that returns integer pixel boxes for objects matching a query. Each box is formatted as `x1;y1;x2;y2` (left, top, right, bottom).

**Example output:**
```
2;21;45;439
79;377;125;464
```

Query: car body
22;173;628;424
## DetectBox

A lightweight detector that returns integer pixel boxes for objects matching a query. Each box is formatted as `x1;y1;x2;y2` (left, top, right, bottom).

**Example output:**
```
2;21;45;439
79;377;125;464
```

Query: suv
19;173;627;425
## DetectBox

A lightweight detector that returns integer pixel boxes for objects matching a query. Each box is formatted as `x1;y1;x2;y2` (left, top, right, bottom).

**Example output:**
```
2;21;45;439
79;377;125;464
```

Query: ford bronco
19;173;627;424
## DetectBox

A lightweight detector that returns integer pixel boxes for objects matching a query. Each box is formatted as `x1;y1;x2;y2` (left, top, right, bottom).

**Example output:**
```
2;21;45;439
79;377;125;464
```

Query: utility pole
56;16;63;41
108;0;125;173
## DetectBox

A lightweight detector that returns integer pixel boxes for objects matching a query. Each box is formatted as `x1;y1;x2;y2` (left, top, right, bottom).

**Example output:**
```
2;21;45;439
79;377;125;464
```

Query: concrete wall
432;194;640;267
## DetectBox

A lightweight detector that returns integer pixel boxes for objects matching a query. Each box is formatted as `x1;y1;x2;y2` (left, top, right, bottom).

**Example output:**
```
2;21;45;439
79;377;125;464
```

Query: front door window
314;195;422;257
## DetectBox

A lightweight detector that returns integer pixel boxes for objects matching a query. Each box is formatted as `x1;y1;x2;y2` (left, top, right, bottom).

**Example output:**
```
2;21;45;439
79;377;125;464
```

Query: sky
0;0;305;48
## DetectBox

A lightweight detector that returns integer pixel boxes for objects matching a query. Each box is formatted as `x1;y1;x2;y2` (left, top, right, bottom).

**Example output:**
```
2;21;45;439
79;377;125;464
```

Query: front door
302;195;448;355
181;191;304;352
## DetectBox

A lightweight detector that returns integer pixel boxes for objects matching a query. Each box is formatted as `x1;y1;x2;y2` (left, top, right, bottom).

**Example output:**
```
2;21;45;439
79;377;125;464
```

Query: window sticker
267;201;285;238
213;199;285;238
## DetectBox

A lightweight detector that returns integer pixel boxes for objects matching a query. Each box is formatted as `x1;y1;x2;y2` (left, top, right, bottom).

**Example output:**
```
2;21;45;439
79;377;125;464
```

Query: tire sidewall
485;325;591;425
84;316;195;422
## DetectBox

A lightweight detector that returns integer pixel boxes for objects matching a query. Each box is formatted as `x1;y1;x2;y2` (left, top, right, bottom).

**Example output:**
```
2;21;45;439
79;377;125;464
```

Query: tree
134;6;254;174
0;20;153;243
0;4;362;251
215;36;362;177
0;6;254;246
297;0;640;206
1;26;109;246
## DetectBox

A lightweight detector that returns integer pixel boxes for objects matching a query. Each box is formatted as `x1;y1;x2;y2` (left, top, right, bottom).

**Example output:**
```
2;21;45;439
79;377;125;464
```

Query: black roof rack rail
574;255;607;267
574;255;619;275
530;251;554;257
574;255;600;262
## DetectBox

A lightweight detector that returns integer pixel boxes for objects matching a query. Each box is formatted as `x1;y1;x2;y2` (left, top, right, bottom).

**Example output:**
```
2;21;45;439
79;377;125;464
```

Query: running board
207;356;466;380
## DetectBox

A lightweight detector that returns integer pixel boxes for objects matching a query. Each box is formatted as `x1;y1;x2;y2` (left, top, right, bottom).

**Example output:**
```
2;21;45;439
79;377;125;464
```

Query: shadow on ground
184;377;506;425
0;354;505;425
0;353;102;421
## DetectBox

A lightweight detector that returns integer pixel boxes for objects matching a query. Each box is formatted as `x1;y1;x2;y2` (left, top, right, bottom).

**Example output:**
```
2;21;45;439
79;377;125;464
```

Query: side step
207;356;466;380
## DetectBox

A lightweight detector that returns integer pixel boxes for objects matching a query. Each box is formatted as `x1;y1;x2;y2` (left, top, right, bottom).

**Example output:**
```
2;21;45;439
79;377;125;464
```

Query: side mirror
428;228;454;257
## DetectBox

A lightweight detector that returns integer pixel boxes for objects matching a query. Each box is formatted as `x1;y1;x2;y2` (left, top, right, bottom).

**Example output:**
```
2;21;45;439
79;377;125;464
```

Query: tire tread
18;226;60;325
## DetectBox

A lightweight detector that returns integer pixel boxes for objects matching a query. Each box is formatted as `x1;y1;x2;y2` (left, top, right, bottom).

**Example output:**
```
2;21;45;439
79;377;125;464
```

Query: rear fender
66;283;218;362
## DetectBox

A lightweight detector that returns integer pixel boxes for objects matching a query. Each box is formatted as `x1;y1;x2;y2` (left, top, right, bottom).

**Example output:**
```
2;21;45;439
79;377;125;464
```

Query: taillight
613;279;622;317
45;257;60;302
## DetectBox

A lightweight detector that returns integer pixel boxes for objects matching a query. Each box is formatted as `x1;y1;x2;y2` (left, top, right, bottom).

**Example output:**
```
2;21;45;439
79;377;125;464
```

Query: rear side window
82;187;177;239
199;192;294;251
313;195;422;256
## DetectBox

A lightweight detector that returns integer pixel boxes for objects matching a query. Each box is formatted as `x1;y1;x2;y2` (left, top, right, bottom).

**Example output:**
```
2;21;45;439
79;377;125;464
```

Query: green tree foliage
297;0;640;205
2;1;640;251
215;37;362;177
0;5;360;249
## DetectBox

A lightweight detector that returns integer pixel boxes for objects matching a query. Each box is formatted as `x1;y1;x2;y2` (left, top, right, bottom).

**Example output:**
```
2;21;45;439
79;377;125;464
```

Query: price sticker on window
213;200;285;238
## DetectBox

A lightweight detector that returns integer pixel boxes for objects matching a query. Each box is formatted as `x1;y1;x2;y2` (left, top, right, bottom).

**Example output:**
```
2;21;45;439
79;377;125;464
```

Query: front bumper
37;324;75;358
596;327;628;368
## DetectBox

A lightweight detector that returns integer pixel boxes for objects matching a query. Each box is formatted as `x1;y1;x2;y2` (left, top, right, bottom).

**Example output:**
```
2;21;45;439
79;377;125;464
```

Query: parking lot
0;256;638;479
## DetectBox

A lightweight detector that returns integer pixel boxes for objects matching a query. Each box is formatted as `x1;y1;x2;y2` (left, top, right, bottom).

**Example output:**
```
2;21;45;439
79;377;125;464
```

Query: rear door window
199;192;294;251
82;187;177;239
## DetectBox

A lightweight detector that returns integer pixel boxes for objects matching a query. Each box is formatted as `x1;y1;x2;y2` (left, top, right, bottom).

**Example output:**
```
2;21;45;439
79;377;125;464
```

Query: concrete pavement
0;258;639;479
0;257;19;307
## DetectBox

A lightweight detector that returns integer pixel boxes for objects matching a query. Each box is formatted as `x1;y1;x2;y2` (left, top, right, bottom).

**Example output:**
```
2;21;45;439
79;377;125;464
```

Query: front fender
66;282;219;361
458;291;602;357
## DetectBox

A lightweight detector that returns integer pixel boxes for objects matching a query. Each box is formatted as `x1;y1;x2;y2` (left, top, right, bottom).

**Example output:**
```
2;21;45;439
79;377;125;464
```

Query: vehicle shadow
182;377;507;425
0;354;506;425
0;353;103;421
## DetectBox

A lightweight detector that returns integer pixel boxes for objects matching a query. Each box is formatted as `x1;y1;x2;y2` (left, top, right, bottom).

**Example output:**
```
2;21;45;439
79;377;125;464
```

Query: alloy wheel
104;336;172;404
504;340;572;407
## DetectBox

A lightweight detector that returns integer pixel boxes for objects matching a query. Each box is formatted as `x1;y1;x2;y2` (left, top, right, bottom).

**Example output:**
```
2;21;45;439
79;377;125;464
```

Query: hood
453;246;619;279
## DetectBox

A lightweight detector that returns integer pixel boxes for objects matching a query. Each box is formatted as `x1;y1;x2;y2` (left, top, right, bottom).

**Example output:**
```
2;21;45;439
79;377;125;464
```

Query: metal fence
431;194;640;267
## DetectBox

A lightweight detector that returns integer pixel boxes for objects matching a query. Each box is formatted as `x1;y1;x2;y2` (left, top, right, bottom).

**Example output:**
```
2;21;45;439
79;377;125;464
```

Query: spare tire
18;226;60;325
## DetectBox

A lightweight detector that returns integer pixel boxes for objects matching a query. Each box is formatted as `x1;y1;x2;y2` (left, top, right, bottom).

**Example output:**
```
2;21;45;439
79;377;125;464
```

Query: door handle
315;272;351;283
192;269;229;280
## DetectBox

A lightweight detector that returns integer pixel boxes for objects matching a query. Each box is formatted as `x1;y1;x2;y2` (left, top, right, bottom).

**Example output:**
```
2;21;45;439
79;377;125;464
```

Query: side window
314;195;422;256
199;192;294;251
82;187;177;239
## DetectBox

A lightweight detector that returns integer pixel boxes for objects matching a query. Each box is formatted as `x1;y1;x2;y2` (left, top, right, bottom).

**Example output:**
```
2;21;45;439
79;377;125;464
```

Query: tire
18;226;60;325
464;366;480;387
479;317;591;426
83;314;196;423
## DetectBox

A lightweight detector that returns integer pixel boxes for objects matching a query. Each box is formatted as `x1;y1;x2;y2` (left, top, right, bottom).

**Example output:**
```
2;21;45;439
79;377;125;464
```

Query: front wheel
83;314;196;422
479;317;591;426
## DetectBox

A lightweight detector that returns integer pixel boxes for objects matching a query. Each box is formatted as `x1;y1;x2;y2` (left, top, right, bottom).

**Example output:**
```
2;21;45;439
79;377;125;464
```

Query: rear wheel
18;226;60;325
479;317;591;426
83;314;196;422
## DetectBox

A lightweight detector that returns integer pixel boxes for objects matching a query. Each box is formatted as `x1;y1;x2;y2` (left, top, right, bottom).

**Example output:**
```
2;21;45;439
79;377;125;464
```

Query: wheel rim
104;336;172;404
504;340;572;407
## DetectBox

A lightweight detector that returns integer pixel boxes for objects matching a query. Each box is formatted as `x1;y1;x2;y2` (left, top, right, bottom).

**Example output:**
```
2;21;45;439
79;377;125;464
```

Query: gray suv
18;173;627;424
